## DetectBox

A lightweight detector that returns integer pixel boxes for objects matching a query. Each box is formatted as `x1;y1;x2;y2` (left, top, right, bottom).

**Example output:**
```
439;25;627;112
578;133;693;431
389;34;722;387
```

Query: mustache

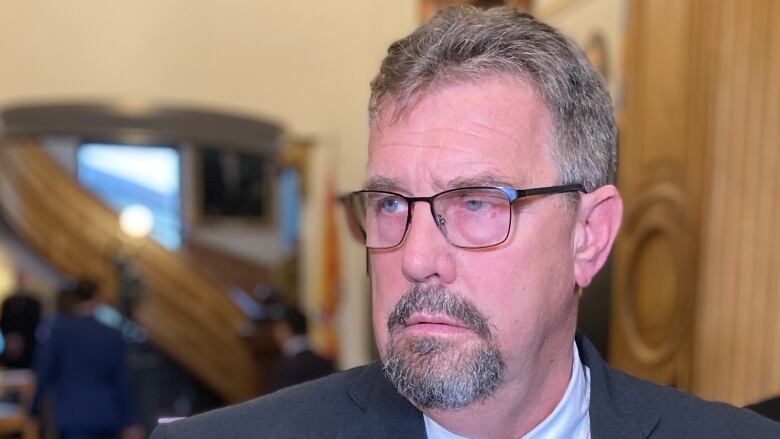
387;284;494;340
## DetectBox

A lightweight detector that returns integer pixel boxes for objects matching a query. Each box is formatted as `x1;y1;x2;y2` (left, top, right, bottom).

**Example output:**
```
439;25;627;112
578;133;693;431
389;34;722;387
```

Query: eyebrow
365;176;406;192
444;172;523;189
364;172;527;193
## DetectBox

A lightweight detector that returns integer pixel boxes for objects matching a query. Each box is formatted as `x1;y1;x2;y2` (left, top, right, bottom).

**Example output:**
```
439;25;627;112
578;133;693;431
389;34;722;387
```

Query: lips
386;285;493;340
405;313;468;329
398;313;475;337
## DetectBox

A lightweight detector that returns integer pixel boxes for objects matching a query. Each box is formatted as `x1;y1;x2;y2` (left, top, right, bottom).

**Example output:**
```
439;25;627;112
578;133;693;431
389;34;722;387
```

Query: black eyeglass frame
340;183;587;250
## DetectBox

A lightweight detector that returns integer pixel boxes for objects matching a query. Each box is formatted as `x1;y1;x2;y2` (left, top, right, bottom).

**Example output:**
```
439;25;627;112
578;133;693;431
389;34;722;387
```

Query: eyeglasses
340;184;586;249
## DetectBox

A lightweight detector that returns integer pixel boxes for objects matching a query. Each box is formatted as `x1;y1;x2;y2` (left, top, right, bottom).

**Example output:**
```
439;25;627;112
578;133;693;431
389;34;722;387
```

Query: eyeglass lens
350;188;512;249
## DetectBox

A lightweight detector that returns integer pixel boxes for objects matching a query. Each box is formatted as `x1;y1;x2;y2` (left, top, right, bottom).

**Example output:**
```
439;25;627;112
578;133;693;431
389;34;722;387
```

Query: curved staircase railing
0;138;260;403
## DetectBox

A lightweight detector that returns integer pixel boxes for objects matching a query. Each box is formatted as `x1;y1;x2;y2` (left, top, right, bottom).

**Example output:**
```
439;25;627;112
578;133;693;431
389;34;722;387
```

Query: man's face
367;75;581;408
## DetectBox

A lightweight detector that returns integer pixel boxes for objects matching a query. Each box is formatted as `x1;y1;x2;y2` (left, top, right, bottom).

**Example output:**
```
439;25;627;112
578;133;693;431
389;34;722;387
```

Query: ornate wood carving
610;0;697;390
611;0;780;405
691;0;780;406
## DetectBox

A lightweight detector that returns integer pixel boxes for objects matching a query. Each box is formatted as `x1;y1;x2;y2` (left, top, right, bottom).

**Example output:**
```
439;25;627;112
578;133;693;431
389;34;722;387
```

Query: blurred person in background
0;271;42;369
32;279;143;439
268;306;334;392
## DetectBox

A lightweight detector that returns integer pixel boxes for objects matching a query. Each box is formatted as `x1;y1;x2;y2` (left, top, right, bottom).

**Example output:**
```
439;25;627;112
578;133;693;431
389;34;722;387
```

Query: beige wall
0;1;633;372
536;0;628;108
0;0;418;368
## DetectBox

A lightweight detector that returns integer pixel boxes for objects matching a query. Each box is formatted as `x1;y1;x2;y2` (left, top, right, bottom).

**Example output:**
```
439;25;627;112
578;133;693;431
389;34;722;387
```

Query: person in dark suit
0;273;42;369
267;307;334;392
153;6;780;438
32;280;143;439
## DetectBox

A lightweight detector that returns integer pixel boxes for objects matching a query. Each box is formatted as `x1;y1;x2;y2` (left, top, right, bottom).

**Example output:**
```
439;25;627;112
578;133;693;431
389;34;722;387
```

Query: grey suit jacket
151;334;780;438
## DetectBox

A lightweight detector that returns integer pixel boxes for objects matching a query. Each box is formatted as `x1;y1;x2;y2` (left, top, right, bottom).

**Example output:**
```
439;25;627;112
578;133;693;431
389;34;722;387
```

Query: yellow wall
536;0;628;109
0;1;629;370
0;0;418;368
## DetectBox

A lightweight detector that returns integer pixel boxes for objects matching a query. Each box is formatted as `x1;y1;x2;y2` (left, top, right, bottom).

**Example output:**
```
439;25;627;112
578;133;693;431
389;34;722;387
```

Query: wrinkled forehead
367;76;558;191
369;75;553;149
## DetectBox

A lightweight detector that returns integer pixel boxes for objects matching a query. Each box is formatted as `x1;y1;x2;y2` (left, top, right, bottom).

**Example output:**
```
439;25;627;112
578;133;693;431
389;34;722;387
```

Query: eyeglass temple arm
338;195;368;242
520;183;587;197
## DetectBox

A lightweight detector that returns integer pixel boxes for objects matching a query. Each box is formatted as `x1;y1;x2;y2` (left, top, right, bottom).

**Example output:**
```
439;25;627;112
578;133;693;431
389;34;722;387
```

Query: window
77;143;181;250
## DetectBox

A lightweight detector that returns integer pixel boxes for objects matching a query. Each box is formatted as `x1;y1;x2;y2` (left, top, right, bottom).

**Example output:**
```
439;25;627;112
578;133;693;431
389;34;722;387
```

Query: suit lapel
345;362;427;439
342;337;657;439
577;334;660;439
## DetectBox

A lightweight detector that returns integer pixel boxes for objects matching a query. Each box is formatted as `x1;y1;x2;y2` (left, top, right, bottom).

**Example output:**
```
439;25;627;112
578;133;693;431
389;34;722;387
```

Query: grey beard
382;285;505;410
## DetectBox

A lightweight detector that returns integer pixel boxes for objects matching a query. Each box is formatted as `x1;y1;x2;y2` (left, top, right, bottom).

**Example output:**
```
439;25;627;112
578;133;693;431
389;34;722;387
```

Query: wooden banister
0;139;261;403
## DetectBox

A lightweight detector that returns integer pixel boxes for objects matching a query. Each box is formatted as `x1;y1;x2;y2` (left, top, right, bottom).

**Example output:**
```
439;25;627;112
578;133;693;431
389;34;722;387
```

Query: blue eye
379;197;404;213
465;199;489;211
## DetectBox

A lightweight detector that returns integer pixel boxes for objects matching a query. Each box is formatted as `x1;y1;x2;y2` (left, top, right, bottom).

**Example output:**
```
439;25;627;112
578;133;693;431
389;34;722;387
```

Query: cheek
459;253;536;333
370;252;406;353
458;224;575;344
463;272;544;370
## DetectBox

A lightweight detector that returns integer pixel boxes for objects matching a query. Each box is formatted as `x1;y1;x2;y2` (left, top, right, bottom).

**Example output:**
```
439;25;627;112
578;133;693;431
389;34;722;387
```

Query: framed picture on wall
198;147;274;224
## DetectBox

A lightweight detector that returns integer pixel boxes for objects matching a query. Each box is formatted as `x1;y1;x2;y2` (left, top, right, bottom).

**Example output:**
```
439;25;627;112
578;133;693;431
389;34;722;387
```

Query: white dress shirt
424;341;591;439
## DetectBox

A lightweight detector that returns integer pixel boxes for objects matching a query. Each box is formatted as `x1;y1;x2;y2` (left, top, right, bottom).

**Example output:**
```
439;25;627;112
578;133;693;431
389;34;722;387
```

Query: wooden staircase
0;138;261;403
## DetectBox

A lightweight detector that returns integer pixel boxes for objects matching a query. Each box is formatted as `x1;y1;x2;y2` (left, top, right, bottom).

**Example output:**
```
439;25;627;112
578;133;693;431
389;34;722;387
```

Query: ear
573;185;623;288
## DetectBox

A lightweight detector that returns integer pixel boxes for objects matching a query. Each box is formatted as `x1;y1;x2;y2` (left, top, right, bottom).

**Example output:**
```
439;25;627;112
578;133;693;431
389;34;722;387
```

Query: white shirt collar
423;341;591;439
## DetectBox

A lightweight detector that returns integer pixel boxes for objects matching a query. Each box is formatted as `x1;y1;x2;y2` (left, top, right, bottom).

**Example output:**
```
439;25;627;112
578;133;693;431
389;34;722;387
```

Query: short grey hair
369;6;617;190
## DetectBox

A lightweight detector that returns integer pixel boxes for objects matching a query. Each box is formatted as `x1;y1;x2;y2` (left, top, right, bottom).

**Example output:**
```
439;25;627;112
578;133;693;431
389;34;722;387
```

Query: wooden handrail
0;139;260;403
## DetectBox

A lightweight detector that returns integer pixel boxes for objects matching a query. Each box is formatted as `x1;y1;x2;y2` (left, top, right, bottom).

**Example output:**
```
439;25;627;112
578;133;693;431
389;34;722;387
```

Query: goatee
382;285;505;409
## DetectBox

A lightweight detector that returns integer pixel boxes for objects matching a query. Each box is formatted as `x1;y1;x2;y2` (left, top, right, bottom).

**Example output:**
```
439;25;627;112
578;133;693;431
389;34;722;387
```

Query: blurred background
0;0;778;437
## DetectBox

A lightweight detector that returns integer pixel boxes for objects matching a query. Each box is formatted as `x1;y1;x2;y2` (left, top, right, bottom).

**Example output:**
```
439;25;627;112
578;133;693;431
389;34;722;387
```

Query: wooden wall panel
693;0;780;405
612;0;780;405
609;0;699;390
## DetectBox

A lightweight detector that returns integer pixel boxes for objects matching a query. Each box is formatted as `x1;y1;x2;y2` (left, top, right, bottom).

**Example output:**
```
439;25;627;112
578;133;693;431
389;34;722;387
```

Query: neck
422;331;576;439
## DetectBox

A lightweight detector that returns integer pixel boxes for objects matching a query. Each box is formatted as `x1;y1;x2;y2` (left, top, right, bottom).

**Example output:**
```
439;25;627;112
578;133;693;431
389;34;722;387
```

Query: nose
400;202;456;285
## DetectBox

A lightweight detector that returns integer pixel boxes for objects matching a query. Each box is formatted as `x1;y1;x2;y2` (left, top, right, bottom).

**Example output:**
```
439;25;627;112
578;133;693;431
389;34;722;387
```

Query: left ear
572;185;623;288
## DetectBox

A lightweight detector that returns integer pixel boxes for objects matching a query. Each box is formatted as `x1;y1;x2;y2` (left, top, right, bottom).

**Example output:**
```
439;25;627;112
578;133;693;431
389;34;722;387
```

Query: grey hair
368;6;617;190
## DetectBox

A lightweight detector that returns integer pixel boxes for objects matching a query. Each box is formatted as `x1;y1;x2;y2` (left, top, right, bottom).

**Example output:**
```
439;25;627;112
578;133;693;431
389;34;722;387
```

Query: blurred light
79;144;180;195
120;204;154;239
0;246;15;299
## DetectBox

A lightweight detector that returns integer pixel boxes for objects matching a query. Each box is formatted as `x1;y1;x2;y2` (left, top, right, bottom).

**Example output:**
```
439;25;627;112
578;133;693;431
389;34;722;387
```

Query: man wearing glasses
153;6;780;438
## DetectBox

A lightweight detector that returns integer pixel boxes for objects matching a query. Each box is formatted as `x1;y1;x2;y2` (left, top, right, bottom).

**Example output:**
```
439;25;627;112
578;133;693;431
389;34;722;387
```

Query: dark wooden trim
0;101;285;154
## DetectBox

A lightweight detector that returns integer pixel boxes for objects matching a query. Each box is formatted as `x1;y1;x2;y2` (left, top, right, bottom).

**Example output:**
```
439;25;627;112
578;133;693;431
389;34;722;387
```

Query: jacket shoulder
606;366;780;437
577;333;780;438
150;365;376;439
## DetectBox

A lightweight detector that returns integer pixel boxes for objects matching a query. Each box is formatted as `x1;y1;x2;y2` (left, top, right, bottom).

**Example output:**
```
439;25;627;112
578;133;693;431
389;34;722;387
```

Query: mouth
400;313;472;335
386;285;493;341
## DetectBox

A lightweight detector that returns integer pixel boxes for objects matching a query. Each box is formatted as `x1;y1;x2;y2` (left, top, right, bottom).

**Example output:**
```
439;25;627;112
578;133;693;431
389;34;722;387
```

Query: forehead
367;75;557;192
